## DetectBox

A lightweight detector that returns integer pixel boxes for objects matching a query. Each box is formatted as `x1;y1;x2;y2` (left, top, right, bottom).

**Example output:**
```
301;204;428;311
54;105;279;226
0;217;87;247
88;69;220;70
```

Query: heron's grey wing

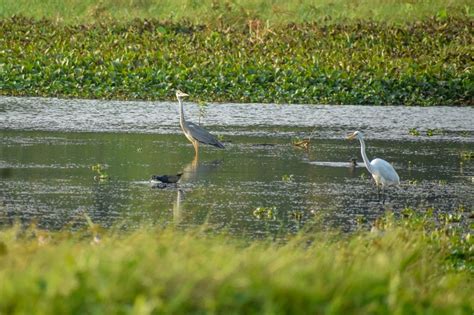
185;121;225;148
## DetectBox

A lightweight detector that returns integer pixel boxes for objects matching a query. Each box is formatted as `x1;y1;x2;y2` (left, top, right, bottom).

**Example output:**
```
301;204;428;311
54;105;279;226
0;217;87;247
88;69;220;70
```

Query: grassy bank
0;210;472;314
0;0;472;25
1;16;472;105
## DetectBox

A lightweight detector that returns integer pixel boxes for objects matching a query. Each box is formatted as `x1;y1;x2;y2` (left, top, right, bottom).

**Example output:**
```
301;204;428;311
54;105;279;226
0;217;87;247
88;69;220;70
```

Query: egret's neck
358;137;373;173
178;97;185;126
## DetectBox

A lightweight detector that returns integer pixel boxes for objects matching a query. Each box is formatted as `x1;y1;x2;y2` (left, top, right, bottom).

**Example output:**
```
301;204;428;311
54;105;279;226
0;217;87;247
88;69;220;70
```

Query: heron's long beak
346;133;356;140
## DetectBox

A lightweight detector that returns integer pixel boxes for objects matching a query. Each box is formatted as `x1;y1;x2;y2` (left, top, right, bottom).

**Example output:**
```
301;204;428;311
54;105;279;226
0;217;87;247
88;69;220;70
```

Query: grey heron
176;90;224;157
347;131;400;202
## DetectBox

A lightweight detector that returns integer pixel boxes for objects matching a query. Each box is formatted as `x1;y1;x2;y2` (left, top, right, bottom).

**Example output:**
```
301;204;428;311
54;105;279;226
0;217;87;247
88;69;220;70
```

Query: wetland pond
1;97;473;237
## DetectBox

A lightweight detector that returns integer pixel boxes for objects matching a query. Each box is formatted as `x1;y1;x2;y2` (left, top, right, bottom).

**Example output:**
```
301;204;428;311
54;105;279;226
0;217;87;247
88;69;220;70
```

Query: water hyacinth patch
0;16;472;105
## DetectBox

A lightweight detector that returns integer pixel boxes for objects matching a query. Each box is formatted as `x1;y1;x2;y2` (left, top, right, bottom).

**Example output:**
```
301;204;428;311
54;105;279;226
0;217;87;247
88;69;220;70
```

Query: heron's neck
178;97;185;126
359;138;373;173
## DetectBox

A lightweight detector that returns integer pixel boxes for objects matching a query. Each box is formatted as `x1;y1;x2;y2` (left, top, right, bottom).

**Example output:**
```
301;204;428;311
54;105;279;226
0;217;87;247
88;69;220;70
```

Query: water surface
1;97;473;236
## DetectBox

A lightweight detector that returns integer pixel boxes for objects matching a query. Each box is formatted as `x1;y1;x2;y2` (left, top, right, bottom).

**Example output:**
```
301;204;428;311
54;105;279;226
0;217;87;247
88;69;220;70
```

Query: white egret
347;131;400;202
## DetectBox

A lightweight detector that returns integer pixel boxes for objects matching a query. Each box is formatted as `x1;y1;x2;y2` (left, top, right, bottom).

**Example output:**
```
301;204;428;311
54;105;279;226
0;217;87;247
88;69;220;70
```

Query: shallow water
1;97;473;236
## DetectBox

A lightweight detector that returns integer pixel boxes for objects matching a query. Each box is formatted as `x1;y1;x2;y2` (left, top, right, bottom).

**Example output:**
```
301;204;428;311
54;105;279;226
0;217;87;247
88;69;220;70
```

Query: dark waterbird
151;173;183;184
350;158;358;167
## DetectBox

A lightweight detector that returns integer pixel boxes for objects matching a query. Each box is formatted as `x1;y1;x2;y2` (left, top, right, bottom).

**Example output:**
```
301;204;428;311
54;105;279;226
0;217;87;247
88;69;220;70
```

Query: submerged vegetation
0;14;472;105
0;209;472;314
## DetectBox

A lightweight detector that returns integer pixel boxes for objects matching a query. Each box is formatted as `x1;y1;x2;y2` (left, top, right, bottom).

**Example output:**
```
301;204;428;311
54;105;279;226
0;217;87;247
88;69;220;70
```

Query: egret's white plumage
347;131;400;200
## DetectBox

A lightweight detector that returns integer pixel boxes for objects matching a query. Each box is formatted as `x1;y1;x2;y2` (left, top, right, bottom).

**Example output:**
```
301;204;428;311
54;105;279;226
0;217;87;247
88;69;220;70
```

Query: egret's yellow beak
346;133;356;140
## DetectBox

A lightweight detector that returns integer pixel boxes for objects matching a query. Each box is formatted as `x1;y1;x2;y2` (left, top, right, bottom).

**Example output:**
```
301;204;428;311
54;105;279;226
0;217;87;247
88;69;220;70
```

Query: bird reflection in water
348;157;358;175
350;158;358;167
180;156;223;183
151;157;223;224
173;188;185;224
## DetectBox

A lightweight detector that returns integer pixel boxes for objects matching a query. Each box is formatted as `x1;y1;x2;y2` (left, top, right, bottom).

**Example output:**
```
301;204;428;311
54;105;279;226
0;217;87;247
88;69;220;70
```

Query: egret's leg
376;185;381;201
382;186;386;204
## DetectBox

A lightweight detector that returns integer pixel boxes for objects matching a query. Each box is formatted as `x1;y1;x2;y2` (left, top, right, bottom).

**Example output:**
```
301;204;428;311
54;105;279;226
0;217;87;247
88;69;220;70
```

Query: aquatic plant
197;100;208;124
409;128;421;136
0;16;472;105
426;128;444;137
290;210;304;222
281;174;294;182
292;137;311;150
91;163;109;181
459;151;474;161
253;206;276;220
0;210;472;314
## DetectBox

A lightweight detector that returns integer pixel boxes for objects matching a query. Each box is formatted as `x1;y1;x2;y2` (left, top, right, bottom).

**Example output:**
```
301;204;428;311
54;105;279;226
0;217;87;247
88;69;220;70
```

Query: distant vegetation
0;0;472;25
1;16;471;105
0;209;472;313
0;1;472;105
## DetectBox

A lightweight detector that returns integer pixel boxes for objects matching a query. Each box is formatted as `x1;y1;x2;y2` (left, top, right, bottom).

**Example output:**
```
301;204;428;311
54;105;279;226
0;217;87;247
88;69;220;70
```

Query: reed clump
0;210;472;314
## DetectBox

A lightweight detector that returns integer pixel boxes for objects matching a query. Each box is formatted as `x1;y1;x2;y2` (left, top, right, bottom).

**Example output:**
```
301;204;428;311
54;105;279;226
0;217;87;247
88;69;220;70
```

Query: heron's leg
376;185;381;201
192;141;199;158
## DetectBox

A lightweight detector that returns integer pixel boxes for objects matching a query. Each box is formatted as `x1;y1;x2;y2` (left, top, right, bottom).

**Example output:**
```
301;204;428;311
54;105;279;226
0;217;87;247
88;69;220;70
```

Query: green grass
0;16;472;105
0;0;472;25
0;210;472;314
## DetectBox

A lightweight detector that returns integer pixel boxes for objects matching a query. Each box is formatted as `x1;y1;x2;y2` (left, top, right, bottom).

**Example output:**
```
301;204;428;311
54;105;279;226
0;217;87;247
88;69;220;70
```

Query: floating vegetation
281;174;295;182
426;128;444;136
253;206;276;220
292;138;311;150
409;128;446;137
197;100;208;124
91;163;109;181
290;210;304;222
460;151;474;161
409;128;421;136
0;16;472;105
426;129;435;136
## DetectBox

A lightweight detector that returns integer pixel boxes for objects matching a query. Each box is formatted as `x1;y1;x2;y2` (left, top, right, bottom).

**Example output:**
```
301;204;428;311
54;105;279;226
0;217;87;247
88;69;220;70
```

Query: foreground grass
0;0;472;25
0;16;472;105
0;211;472;314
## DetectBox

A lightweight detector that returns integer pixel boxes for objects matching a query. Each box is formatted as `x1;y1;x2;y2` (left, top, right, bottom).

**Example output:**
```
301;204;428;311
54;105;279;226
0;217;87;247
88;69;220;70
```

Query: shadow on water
1;97;473;236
